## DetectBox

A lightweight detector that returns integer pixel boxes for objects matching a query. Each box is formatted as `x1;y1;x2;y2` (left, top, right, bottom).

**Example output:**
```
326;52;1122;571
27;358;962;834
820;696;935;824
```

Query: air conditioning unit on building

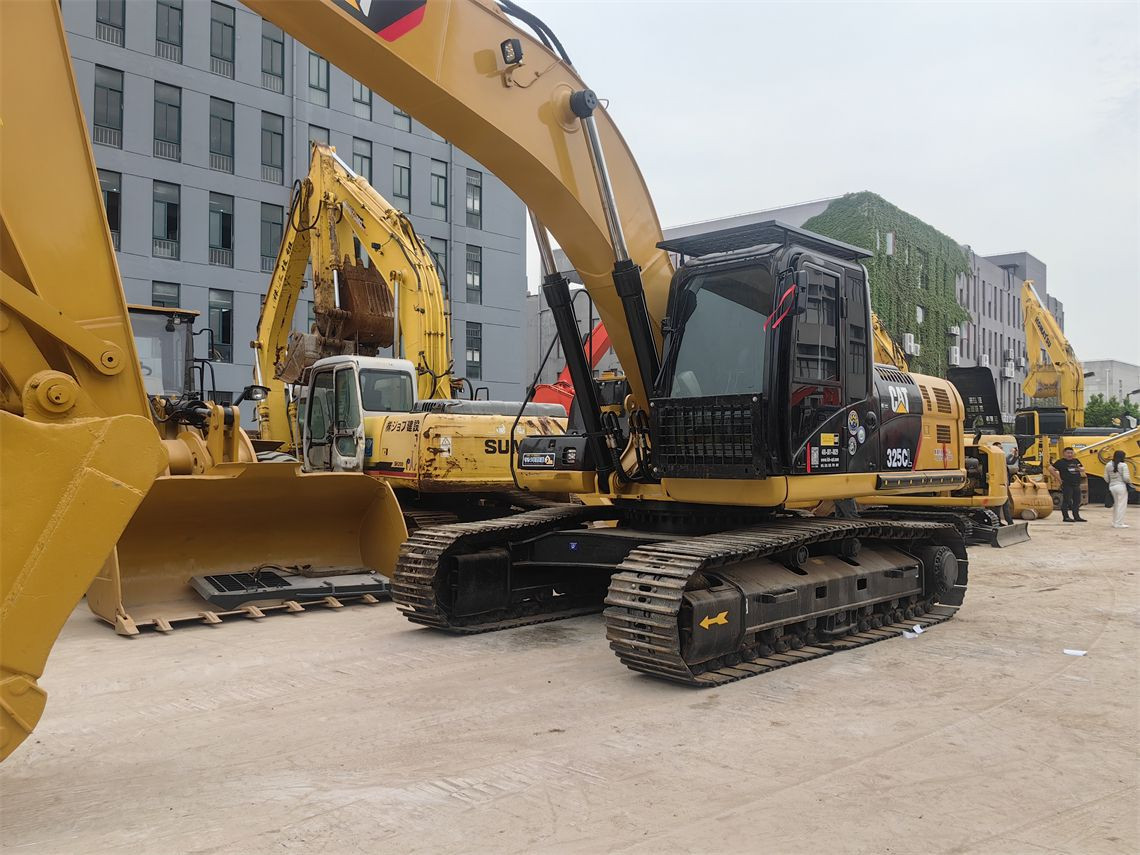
902;333;920;356
948;345;961;366
948;324;961;337
1017;356;1027;369
1003;348;1015;362
1002;362;1015;379
980;354;991;368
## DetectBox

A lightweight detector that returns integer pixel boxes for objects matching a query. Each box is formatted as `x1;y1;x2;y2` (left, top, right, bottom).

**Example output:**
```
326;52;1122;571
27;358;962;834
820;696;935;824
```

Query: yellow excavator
241;0;987;683
1015;280;1139;504
250;143;566;526
0;0;407;761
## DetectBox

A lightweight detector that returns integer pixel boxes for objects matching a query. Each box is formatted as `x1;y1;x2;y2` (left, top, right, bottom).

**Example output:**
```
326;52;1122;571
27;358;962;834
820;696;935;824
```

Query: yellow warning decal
820;433;839;447
700;611;729;629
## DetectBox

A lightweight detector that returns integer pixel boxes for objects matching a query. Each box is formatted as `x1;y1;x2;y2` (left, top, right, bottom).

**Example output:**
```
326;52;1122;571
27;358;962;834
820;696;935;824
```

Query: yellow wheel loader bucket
86;463;407;635
1;412;166;762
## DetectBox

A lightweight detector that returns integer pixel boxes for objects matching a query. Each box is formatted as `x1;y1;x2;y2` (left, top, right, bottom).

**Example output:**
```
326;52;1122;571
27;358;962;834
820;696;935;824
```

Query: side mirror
235;384;271;405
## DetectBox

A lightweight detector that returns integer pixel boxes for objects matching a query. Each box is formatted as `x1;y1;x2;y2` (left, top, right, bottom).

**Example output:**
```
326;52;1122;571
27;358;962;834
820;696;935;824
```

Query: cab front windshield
666;263;777;398
359;369;414;413
130;311;193;397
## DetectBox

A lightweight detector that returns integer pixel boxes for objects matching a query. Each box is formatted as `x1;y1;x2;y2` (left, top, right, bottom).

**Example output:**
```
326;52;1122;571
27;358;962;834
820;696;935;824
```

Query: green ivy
802;192;969;376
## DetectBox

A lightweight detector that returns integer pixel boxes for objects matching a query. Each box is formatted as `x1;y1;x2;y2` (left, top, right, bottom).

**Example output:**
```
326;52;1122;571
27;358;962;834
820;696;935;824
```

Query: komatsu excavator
0;1;406;760
250;143;565;515
241;0;982;685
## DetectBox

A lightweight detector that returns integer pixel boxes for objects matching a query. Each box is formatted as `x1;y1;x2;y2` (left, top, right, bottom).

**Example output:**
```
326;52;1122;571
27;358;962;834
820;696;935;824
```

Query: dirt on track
1;505;1136;854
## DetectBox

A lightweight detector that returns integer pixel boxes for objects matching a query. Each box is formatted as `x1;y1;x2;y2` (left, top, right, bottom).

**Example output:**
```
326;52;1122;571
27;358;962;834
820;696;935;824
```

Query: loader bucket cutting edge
85;462;407;634
990;521;1030;548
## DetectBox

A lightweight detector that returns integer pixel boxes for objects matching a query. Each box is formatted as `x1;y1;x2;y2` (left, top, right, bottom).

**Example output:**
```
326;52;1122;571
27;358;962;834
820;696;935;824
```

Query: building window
209;98;234;173
465;322;482;380
152;281;180;308
153;82;181;161
209;3;235;78
261;203;284;273
93;66;123;148
261;20;285;92
208;289;234;362
429;237;448;296
392;149;411;212
96;0;125;46
352;80;372;120
393;107;411;132
430;159;448;221
308;54;329;107
351;138;372;184
465;245;482;305
261;112;284;183
155;0;182;62
98;170;121;250
209;194;234;267
309;125;329;146
152;181;180;259
916;305;925;325
465;169;482;229
884;232;895;256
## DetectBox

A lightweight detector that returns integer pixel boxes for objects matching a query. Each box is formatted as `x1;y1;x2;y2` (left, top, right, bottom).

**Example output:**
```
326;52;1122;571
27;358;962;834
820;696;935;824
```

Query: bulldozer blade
989;521;1030;548
86;462;407;634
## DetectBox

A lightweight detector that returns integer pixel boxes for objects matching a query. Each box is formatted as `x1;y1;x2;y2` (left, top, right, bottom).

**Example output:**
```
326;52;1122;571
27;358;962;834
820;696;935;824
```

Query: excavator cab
128;305;198;398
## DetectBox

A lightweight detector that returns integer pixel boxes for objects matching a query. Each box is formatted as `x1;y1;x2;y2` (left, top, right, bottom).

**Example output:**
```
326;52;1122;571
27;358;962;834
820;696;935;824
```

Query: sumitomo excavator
236;0;974;686
250;143;565;526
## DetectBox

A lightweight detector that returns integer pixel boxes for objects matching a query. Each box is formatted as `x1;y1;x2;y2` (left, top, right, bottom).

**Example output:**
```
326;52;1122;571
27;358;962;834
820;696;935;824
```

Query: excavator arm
245;0;674;409
872;312;910;370
254;143;452;444
1021;280;1084;427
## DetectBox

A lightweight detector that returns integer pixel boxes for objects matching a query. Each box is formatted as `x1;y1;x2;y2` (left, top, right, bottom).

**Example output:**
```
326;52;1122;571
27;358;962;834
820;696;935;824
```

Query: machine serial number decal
888;385;911;414
885;447;913;469
521;452;555;468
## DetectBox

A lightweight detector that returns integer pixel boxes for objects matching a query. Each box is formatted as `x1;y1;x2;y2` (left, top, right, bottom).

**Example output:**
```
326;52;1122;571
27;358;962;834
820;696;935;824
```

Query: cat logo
333;0;427;42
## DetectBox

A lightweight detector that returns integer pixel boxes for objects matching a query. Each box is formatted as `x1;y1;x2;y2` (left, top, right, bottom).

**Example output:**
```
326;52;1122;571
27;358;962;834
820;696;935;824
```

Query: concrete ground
1;505;1136;854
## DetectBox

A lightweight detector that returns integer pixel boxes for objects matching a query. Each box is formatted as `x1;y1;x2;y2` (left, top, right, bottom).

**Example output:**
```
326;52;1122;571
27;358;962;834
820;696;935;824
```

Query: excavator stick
86;462;407;635
1;411;166;761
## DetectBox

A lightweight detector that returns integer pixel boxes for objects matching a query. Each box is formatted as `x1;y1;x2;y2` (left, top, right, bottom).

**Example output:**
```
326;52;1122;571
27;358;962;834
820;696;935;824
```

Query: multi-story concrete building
1083;360;1140;403
63;0;528;420
533;196;1064;425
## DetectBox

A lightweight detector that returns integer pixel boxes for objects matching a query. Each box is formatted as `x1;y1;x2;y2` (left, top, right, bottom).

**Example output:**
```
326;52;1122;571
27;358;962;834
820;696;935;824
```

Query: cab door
787;262;846;474
303;364;365;472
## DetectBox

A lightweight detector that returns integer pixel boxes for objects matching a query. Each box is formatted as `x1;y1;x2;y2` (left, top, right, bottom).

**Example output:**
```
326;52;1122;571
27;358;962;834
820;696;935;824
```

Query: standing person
1049;447;1087;522
1104;450;1132;529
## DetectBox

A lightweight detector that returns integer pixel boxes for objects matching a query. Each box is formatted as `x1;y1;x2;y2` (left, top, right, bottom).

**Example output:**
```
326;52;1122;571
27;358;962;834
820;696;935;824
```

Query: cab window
359;369;414;412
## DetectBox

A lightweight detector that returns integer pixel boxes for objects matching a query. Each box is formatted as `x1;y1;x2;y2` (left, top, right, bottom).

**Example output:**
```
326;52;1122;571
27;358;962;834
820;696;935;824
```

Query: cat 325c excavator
241;0;976;685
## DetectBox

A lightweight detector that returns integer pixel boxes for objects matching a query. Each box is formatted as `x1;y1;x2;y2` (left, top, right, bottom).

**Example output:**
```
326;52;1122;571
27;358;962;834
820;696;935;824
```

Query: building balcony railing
209;248;234;267
153;238;179;259
262;72;284;93
110;230;121;251
153;139;181;161
93;125;121;148
210;153;234;173
309;89;329;107
155;40;182;63
210;56;234;79
261;164;283;184
95;22;124;47
353;101;372;121
261;255;276;274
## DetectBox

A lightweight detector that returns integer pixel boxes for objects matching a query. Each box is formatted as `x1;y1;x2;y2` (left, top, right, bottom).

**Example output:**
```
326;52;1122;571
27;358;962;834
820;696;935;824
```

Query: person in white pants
1104;450;1132;528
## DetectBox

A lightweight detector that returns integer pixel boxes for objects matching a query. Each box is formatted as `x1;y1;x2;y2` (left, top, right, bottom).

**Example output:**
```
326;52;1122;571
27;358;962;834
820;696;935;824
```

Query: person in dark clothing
1049;447;1087;522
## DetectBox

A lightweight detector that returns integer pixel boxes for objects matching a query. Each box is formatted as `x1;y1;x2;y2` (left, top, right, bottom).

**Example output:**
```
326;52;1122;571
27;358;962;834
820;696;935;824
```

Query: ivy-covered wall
802;192;969;376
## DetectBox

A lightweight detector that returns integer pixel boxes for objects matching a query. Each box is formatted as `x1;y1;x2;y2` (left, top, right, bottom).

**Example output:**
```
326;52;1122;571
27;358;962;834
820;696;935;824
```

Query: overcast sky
522;1;1139;364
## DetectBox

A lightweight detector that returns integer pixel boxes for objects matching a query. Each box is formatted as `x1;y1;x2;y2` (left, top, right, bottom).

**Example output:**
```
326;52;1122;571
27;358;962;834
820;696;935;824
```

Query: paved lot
1;505;1136;853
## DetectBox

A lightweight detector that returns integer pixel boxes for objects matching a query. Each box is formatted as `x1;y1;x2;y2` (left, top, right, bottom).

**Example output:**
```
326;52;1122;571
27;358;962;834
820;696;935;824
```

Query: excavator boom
1021;280;1084;427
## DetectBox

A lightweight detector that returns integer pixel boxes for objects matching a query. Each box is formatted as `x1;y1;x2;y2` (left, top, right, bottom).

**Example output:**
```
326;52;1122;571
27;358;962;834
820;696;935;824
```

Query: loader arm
0;0;168;761
255;144;453;444
1021;280;1084;427
245;0;674;409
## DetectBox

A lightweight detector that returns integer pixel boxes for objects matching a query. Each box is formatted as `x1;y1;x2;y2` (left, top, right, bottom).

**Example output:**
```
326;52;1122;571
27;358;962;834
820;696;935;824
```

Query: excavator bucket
86;462;407;635
1009;476;1054;521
